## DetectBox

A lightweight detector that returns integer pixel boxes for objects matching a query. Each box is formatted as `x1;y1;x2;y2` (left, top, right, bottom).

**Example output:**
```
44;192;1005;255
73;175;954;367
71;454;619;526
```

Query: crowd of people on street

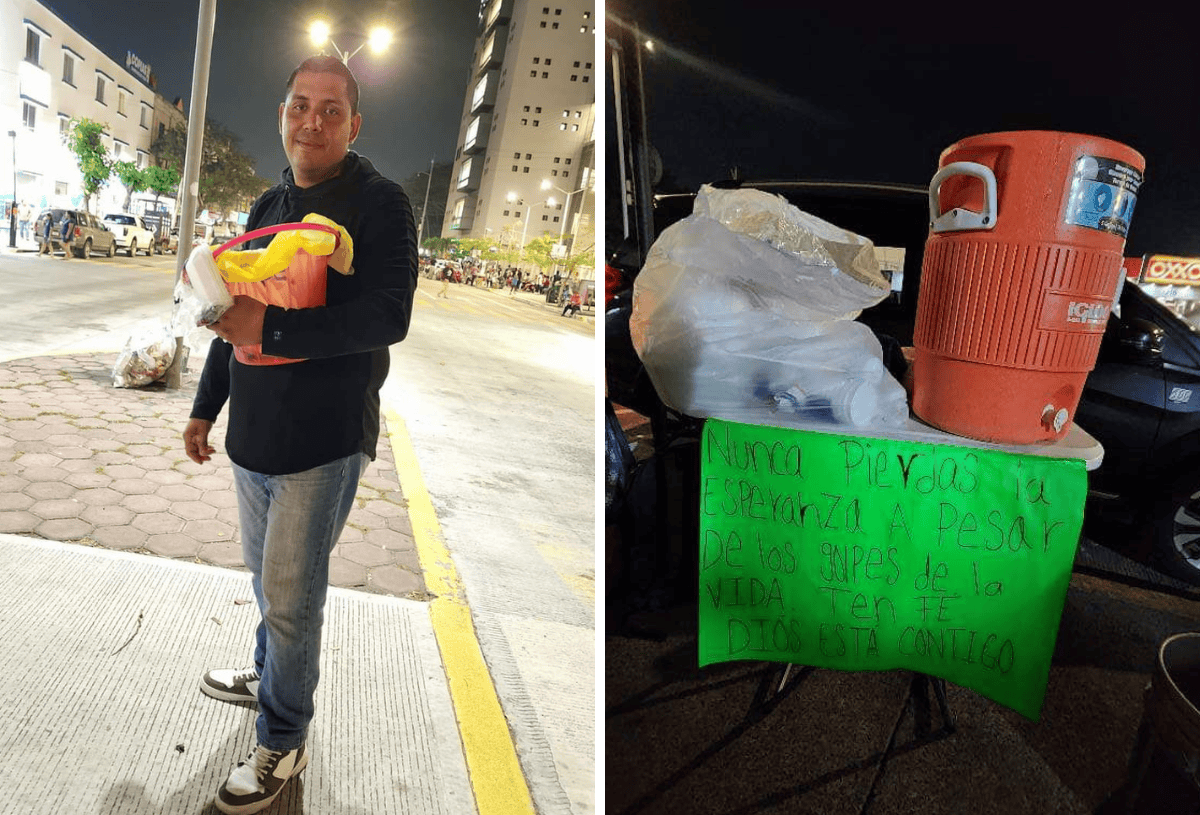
420;257;584;311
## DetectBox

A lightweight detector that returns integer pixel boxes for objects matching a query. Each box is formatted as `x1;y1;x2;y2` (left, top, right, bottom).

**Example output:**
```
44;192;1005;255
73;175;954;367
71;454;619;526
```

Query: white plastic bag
630;185;910;429
112;322;176;388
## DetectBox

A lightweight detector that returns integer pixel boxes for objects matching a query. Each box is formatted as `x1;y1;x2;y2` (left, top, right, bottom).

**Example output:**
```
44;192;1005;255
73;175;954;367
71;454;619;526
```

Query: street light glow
368;27;393;54
309;20;331;47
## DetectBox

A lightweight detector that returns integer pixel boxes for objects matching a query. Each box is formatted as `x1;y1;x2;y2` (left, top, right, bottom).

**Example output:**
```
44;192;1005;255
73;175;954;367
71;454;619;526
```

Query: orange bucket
912;131;1144;444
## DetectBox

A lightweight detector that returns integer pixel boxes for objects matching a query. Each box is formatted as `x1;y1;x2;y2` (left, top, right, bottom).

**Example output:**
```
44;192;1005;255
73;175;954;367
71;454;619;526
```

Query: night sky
608;2;1200;258
40;0;481;190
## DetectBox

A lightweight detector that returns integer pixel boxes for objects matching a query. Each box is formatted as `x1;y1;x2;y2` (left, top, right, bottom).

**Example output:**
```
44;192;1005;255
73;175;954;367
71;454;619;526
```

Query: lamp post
309;19;393;65
506;192;535;267
417;158;434;246
540;179;585;273
8;130;16;249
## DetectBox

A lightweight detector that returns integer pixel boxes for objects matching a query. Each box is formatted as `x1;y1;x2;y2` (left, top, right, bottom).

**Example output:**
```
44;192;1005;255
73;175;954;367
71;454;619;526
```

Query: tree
111;161;150;212
150;119;269;214
421;236;456;258
66;118;111;213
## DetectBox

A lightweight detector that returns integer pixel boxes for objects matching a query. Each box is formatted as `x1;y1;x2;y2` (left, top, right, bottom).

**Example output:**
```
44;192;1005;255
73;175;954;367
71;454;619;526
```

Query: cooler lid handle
929;161;998;233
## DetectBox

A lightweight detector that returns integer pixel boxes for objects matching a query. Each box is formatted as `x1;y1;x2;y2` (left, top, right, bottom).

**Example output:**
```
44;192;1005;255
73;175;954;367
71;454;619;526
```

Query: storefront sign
125;51;152;86
697;419;1087;721
1143;255;1200;286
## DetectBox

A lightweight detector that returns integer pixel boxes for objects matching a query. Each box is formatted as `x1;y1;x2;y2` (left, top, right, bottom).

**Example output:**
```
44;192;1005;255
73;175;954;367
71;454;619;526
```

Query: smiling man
182;55;417;815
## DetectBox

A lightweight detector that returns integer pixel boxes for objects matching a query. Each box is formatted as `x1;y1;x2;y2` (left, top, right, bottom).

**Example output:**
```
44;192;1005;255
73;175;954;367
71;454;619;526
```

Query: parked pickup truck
103;213;158;256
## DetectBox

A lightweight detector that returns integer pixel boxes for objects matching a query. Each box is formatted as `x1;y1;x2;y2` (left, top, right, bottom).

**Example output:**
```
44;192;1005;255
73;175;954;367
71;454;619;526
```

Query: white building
0;0;165;218
442;0;596;264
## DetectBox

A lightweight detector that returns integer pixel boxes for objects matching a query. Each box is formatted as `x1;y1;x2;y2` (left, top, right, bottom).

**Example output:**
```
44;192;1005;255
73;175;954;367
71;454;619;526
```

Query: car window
107;215;133;224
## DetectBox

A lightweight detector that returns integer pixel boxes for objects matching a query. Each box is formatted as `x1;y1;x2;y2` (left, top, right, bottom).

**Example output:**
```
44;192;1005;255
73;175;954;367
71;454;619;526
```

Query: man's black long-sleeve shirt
190;152;417;475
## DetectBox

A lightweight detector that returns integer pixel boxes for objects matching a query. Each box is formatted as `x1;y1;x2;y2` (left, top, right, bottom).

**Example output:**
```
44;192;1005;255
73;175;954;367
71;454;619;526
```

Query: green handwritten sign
698;418;1088;721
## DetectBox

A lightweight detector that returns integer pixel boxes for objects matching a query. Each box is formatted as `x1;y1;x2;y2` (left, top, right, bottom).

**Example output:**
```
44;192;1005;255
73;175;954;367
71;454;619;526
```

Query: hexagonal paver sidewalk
0;354;427;599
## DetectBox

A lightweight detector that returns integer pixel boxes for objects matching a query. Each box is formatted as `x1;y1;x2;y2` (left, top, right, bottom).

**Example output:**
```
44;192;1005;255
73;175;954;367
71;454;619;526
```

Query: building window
551;169;559;176
55;181;68;196
584;11;591;18
118;90;127;116
513;151;521;159
562;110;569;117
533;120;539;127
541;72;548;78
59;116;70;136
525;153;531;159
573;61;580;68
563;170;570;178
96;76;107;104
542;6;549;12
542;215;549;221
586;62;592;69
552;22;559;29
503;210;510;217
580;26;587;33
114;141;125;159
22;103;36;130
63;53;75;85
25;29;41;66
140;106;150;128
540;21;546;28
559;123;566;131
554;157;561;163
575;110;581;118
555;7;562;14
523;106;530;112
521;118;528;125
533;57;540;64
523;167;530;173
553;216;560;223
530;70;537;77
565;158;572;165
583;76;590;83
512;165;518;172
545;59;552;66
457;157;473;187
158;123;166;140
535;107;542;113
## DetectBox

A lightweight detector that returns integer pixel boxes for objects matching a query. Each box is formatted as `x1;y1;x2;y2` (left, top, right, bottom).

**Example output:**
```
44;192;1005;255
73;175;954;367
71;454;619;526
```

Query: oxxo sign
1144;255;1200;286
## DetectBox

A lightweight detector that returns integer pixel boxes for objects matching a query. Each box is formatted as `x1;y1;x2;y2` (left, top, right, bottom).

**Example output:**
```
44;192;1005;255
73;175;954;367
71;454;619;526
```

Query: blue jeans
232;451;368;750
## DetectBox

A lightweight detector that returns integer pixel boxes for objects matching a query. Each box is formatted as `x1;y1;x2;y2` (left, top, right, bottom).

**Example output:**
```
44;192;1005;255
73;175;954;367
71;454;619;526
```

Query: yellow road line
384;405;536;815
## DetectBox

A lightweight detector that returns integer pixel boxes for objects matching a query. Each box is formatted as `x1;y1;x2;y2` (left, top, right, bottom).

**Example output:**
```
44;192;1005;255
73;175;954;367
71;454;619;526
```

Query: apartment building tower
442;0;596;262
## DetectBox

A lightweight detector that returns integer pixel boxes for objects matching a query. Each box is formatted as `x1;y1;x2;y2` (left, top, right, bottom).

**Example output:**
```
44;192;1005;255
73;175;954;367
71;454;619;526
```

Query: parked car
140;213;173;254
34;209;116;259
103;213;156;257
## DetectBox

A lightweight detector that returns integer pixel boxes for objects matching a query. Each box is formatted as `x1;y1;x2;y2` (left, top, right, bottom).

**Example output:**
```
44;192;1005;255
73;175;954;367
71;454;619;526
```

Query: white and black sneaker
200;667;260;704
215;743;308;815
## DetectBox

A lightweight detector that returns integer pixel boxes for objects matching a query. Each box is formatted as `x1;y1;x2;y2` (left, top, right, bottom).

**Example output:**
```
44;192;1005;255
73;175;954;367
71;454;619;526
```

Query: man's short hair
286;55;360;117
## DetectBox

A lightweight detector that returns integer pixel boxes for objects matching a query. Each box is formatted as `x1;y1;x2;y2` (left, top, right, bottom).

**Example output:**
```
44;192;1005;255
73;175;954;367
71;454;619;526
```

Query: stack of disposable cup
185;244;233;323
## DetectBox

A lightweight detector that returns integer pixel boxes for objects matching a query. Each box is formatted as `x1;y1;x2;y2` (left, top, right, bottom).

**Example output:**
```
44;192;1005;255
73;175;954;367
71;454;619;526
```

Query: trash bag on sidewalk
630;184;910;429
112;322;176;388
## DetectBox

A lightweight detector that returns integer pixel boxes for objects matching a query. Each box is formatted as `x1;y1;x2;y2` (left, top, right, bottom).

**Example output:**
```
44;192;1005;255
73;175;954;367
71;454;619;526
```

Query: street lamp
309;19;393;64
541;179;585;270
417;159;434;246
506;192;534;260
8;130;16;249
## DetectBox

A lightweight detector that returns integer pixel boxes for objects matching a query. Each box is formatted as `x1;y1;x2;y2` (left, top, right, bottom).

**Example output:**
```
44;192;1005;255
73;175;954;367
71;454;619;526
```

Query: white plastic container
184;244;233;324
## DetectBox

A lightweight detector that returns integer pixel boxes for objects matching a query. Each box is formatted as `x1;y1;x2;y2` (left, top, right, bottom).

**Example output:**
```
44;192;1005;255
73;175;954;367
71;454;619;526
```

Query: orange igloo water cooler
912;131;1145;444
